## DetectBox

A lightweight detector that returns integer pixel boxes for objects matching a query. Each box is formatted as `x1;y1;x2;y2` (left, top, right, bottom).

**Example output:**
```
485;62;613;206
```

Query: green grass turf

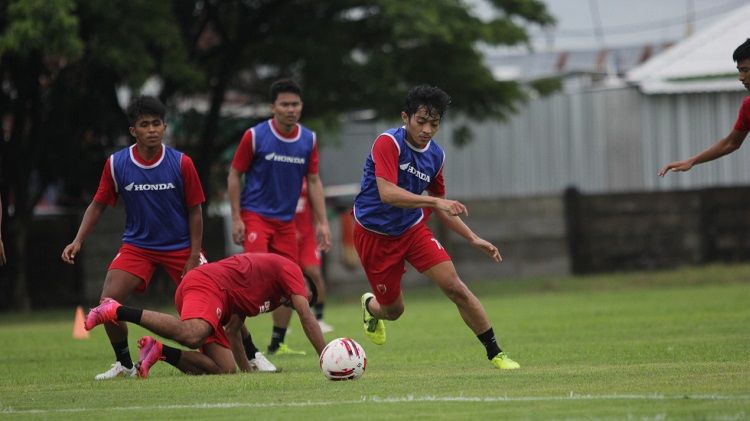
1;264;749;419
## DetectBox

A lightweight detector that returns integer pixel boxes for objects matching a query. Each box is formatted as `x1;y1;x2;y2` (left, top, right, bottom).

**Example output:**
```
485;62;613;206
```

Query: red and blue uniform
94;144;205;288
231;118;319;261
352;127;451;305
176;253;309;349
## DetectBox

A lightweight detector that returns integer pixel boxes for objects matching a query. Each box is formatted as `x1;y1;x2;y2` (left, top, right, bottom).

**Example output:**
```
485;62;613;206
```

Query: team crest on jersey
216;307;222;318
376;284;387;295
247;232;258;243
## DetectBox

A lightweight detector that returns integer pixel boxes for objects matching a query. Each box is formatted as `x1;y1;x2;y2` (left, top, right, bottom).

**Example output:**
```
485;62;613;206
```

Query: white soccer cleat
318;320;334;334
94;362;137;380
249;352;277;372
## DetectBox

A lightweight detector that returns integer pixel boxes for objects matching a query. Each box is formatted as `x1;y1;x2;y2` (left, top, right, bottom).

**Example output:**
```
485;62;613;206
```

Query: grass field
1;264;749;419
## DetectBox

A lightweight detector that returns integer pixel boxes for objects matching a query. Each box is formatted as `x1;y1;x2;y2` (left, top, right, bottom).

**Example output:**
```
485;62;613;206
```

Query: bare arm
61;201;108;264
227;167;245;245
292;294;326;355
224;315;253;372
181;204;204;276
306;173;331;252
375;177;467;216
431;193;501;262
658;130;749;176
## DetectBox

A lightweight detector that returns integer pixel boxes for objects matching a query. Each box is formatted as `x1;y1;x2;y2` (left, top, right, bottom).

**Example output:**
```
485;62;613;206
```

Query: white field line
3;393;750;414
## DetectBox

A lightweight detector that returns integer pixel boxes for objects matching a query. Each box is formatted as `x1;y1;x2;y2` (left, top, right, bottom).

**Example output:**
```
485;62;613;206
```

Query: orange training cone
73;305;90;339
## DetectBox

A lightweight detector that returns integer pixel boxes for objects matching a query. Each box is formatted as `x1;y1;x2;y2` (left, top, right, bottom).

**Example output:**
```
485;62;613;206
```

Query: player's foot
249;352;277;372
94;362;137;380
136;336;164;379
268;343;307;356
491;352;520;370
84;297;121;330
318;319;334;334
361;293;385;345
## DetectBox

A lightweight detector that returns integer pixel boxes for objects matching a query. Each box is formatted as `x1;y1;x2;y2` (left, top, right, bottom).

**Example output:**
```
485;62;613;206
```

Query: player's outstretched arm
432;194;501;262
227;168;246;245
224;315;253;372
306;173;331;252
182;204;204;277
375;177;467;216
292;294;326;355
658;130;748;176
61;201;107;264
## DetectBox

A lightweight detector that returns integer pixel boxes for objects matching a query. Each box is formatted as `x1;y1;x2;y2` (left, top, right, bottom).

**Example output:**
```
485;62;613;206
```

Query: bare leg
422;261;491;334
302;264;326;304
100;269;144;343
174;343;236;375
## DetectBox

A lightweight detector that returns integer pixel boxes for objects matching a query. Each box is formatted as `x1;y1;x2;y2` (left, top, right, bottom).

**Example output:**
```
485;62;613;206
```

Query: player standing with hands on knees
659;39;750;177
353;85;520;370
62;96;206;380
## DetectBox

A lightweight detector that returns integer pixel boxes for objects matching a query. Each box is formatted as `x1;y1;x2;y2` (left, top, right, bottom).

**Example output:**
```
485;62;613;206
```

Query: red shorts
108;244;207;292
296;222;321;268
353;222;451;305
175;271;230;349
240;210;298;263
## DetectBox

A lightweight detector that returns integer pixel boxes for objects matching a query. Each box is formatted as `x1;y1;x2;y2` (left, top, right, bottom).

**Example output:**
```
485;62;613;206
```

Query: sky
477;0;748;53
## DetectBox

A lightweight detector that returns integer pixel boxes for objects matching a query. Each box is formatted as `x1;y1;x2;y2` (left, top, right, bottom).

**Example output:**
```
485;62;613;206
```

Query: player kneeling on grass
352;85;519;370
84;253;326;377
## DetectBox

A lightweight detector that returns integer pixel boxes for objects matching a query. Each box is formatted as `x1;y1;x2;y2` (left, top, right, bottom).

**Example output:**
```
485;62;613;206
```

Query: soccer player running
658;39;750;177
61;96;206;380
227;79;331;359
295;179;334;333
353;85;520;370
83;253;326;378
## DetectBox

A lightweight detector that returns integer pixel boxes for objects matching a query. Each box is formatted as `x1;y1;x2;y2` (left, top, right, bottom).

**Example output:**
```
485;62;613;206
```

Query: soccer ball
319;337;367;380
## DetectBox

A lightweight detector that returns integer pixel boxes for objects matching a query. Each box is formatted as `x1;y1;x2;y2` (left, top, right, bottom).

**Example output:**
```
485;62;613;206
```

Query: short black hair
404;85;451;120
733;39;750;62
126;95;166;126
270;78;302;103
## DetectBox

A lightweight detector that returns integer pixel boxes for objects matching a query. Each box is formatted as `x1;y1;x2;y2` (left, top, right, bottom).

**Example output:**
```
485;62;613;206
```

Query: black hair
404;85;451;119
270;78;302;103
126;95;166;126
733;39;750;63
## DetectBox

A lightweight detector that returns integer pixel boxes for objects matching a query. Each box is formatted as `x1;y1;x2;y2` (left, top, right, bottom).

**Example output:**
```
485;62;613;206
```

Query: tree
0;0;197;311
167;0;554;200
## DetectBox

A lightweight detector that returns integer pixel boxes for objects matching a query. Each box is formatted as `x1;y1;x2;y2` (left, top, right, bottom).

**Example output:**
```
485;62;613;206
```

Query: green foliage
0;265;748;418
0;0;82;58
529;76;563;96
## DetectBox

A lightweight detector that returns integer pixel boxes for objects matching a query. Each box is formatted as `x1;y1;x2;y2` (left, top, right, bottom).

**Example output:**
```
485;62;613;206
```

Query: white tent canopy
626;3;750;94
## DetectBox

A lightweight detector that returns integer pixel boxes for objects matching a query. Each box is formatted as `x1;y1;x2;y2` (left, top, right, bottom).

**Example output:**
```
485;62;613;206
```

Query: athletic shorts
240;210;298;263
296;222;321;268
108;244;207;292
175;271;230;349
353;222;451;305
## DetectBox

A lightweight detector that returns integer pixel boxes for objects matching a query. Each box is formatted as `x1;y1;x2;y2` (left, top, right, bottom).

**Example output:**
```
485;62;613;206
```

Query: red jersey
733;97;750;132
191;253;308;319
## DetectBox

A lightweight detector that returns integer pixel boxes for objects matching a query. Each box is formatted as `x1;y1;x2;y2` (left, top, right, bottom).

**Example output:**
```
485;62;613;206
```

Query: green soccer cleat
361;292;386;345
269;343;307;356
491;352;520;370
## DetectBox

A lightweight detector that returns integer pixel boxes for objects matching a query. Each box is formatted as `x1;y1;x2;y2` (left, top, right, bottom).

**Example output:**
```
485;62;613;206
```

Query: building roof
626;3;750;94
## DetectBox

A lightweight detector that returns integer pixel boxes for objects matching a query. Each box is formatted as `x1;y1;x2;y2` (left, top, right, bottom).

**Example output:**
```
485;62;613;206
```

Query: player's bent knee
381;303;404;320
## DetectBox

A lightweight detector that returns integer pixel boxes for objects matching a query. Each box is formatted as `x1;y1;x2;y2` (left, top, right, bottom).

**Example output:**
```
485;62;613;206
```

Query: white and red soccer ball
319;338;367;380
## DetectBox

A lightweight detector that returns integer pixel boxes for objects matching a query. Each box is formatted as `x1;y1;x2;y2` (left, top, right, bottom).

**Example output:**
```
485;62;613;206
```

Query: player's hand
470;237;502;262
436;198;467;216
658;160;693;176
231;218;245;245
181;254;202;278
0;239;5;266
61;241;82;264
316;223;332;253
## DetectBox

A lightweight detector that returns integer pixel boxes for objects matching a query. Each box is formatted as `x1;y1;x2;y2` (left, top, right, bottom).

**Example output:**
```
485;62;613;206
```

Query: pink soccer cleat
84;297;121;331
137;336;164;379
